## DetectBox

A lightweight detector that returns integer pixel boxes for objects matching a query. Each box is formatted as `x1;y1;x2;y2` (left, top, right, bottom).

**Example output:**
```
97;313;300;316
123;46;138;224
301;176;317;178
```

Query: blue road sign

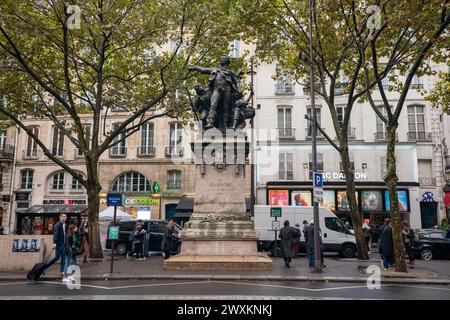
107;193;125;207
313;172;323;188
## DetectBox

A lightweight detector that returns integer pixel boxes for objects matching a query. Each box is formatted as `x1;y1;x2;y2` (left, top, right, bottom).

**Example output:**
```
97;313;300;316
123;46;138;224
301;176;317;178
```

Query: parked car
412;229;450;261
105;220;182;255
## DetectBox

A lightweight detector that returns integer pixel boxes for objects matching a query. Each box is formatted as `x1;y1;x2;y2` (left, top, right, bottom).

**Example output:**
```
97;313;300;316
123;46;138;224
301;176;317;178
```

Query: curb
2;274;450;285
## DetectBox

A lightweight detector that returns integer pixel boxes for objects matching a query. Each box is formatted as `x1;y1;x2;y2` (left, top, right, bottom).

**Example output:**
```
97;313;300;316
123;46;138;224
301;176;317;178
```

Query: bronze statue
189;55;254;131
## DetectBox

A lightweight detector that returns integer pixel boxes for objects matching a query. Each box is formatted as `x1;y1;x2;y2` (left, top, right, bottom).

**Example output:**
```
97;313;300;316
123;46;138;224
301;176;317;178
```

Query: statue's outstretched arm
188;66;212;74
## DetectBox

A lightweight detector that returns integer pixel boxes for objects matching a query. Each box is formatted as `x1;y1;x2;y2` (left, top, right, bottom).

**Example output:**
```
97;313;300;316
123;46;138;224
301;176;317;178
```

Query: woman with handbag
63;224;81;282
79;221;89;264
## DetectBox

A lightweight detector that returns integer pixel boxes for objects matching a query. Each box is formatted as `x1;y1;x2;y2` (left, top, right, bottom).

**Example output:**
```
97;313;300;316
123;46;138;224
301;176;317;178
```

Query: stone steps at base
163;255;273;271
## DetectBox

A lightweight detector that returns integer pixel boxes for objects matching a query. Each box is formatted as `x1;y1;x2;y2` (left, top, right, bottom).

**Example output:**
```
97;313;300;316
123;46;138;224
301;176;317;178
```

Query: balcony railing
411;83;424;89
419;177;436;186
374;132;399;141
137;146;155;157
303;84;321;95
275;82;294;95
278;128;296;139
167;180;182;189
407;131;432;142
0;144;14;160
50;148;65;158
22;150;39;160
305;128;324;139
165;146;184;157
109;146;127;157
336;127;356;139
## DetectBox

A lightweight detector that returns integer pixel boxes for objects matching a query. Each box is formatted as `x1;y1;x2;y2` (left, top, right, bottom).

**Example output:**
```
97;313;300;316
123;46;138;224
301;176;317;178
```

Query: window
51;172;65;190
139;123;154;155
229;40;241;58
340;152;355;173
25;127;39;157
279;153;294;180
375;106;387;139
411;74;423;89
309;153;324;180
77;125;91;157
306;107;321;136
275;64;293;94
51;127;64;156
336;72;349;93
0;131;6;150
111;171;151;192
407;105;426;139
0;166;4;191
167;123;183;156
337;106;353;137
167;170;181;189
21;170;34;189
325;217;346;233
110;123;126;156
277;107;293;137
71;175;83;190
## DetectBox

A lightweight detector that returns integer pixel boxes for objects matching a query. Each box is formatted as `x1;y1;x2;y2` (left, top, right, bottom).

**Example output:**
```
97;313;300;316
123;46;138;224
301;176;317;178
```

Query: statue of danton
189;55;255;131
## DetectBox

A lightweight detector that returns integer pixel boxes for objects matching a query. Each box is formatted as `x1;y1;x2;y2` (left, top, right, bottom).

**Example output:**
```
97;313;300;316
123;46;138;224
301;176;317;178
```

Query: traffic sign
313;172;323;202
107;193;125;206
270;207;282;217
272;220;281;231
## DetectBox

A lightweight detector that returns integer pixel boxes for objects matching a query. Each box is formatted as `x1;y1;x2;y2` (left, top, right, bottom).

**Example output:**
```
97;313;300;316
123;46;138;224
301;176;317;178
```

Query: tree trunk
340;147;369;260
385;124;407;272
87;182;103;259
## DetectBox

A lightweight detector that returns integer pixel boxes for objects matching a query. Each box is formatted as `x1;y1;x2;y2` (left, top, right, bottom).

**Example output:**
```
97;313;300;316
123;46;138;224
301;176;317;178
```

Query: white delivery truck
253;205;357;258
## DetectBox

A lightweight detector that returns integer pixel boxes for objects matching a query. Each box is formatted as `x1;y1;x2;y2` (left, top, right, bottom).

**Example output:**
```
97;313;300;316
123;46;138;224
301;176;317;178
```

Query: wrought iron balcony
305;128;324;139
165;146;184;157
374;132;399;141
278;128;296;139
167;180;182;189
0;144;14;160
275;82;294;95
419;177;436;186
22;150;39;160
109;146;127;157
407;131;432;142
137;146;156;157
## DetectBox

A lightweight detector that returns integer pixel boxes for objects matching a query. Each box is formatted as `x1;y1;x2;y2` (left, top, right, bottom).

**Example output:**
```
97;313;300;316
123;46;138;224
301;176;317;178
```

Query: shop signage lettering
43;199;87;205
12;239;41;252
323;172;368;180
100;198;159;206
15;192;30;201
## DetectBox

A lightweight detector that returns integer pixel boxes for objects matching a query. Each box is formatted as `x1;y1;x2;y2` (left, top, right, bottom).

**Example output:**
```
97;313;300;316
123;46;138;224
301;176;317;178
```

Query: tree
0;0;239;258
357;1;450;272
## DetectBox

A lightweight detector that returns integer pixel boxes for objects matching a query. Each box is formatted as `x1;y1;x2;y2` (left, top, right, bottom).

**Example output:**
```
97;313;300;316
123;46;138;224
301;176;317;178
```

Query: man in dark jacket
379;221;394;270
278;220;299;268
45;214;69;275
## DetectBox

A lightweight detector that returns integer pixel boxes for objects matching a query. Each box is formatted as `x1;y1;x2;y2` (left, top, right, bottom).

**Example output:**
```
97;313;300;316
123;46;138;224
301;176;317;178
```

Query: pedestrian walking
304;221;324;271
79;221;89;264
162;220;177;260
44;213;69;277
363;223;371;254
63;224;81;282
131;220;147;260
278;220;300;268
294;223;301;258
402;221;416;265
379;221;394;270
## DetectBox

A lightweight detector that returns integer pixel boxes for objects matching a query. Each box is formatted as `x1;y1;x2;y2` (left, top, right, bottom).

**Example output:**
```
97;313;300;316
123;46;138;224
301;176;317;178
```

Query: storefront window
291;191;312;206
361;190;383;211
337;191;358;211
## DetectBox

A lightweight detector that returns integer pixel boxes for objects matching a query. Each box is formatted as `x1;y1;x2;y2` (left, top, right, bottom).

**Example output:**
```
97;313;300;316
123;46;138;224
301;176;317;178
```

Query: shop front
16;204;88;235
265;181;419;230
99;194;161;220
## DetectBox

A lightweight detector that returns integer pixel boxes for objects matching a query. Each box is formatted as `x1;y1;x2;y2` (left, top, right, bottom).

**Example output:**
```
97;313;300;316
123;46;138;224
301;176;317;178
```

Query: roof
21;205;88;215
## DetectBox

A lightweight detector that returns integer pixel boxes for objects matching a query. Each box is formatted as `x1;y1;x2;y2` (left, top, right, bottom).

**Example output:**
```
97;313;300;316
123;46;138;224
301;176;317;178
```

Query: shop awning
21;205;88;215
173;195;252;219
444;191;450;206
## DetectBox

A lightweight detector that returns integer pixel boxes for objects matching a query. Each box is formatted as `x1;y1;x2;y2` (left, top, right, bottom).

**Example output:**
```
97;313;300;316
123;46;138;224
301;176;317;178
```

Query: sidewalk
2;252;450;285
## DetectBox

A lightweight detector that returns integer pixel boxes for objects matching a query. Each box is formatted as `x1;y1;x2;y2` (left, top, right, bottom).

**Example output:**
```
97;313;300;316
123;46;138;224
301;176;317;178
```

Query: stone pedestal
164;138;272;270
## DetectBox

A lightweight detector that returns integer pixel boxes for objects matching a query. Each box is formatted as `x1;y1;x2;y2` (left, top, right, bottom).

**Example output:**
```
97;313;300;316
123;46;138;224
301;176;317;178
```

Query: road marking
109;280;214;290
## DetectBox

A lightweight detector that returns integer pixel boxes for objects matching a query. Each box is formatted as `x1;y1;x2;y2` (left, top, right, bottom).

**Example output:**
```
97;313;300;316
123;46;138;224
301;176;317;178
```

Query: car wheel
420;248;433;261
115;242;127;255
341;244;357;258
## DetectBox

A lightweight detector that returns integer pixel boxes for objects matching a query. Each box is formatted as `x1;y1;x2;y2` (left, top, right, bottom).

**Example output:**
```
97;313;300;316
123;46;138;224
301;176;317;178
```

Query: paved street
0;279;449;300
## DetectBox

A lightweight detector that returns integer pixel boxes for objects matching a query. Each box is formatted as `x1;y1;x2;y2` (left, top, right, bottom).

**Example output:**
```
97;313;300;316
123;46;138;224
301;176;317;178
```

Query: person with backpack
63;224;81;282
402;221;416;265
278;220;300;268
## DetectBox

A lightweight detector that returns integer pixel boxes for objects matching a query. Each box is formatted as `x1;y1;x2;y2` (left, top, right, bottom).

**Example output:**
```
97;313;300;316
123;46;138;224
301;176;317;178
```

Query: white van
253;205;357;258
